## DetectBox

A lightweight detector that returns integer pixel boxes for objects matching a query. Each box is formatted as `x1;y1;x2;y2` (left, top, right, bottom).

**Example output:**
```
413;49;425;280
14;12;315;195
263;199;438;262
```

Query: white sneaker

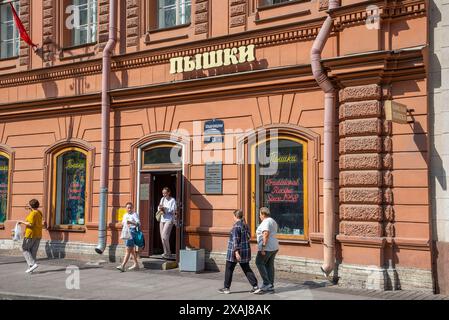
26;264;38;273
128;264;140;271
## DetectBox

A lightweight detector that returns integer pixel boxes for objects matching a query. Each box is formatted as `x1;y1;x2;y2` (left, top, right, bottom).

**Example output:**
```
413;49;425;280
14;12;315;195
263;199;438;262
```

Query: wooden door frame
139;168;184;259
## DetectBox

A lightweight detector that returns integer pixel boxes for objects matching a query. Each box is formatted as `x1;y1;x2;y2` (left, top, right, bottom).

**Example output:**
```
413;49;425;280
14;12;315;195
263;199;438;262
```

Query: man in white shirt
255;207;279;293
158;187;177;259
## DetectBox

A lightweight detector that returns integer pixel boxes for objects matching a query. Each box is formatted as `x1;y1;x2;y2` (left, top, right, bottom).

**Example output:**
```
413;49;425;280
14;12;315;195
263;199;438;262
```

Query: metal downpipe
96;0;117;254
310;0;340;276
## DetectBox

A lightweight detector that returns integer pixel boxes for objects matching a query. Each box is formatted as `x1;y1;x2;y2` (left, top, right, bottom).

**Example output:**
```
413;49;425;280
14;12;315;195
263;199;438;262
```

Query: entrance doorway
138;170;184;260
151;172;177;256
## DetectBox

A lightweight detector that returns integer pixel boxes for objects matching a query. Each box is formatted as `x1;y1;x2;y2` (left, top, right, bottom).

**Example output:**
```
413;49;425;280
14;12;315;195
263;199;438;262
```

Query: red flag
9;2;37;48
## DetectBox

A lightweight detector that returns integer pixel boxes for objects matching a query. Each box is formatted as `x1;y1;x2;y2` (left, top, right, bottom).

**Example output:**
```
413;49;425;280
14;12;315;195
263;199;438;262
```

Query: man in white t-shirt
158;187;177;259
255;207;279;293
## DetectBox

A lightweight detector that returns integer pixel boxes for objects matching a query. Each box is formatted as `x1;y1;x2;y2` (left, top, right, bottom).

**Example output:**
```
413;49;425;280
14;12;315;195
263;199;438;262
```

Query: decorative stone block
339;84;382;103
339;101;382;120
339;118;382;137
340;188;383;204
340;221;383;237
339;136;382;154
384;205;395;222
340;205;383;222
340;171;382;187
340;154;382;170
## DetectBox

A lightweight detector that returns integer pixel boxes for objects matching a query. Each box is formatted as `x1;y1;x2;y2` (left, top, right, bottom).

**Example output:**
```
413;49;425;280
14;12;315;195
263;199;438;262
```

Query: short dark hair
125;202;133;208
29;199;39;209
233;210;244;220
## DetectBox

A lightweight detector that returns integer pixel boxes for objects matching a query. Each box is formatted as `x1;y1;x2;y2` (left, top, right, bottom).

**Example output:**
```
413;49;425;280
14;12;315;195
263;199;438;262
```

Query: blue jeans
256;250;278;287
125;228;137;248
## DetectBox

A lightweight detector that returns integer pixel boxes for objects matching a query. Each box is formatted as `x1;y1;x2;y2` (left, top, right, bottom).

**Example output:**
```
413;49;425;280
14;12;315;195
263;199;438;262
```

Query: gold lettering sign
66;159;85;169
270;152;298;164
169;45;256;74
385;100;408;124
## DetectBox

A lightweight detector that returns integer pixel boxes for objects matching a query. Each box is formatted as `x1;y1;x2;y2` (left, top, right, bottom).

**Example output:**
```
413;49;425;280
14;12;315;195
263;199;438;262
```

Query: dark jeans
224;260;258;289
256;250;278;286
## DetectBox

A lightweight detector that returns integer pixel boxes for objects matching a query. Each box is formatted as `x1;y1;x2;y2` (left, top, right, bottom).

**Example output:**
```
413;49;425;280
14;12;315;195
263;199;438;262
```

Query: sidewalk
0;255;447;300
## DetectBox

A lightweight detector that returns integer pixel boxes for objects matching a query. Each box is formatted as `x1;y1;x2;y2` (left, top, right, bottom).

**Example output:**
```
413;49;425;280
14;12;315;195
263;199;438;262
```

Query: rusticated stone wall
339;84;394;238
42;0;54;65
319;0;329;11
126;0;139;47
98;0;110;48
195;0;209;35
19;0;31;67
230;0;247;28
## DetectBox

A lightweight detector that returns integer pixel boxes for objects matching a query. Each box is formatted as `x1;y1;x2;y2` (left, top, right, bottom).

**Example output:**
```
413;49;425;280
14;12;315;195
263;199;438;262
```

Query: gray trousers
22;238;41;266
256;250;278;287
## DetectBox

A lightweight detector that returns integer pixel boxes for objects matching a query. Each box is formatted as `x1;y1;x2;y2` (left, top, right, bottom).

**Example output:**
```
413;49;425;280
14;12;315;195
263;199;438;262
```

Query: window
53;149;87;226
142;143;182;170
251;137;308;239
259;0;292;7
158;0;191;29
71;0;97;46
0;152;9;224
0;0;19;59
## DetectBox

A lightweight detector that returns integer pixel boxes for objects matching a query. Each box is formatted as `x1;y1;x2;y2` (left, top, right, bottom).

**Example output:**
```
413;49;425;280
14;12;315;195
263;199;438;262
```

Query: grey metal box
179;249;205;272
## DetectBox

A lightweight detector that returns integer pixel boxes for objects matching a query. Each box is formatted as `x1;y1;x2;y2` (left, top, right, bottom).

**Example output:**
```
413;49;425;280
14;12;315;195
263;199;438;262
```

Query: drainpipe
310;0;340;276
96;0;117;254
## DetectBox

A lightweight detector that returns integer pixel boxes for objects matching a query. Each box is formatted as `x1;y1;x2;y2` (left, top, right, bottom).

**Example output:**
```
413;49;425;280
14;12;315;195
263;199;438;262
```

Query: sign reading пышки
169;44;256;74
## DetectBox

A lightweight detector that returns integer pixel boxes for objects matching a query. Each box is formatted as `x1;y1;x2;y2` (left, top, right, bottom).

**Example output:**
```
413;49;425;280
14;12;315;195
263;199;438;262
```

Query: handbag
133;226;145;248
156;198;164;222
12;222;23;241
155;209;164;222
120;224;131;240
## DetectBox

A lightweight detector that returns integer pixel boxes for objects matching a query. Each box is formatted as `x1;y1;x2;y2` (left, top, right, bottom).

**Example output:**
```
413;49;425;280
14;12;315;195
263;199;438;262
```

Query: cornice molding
0;0;427;88
0;47;426;120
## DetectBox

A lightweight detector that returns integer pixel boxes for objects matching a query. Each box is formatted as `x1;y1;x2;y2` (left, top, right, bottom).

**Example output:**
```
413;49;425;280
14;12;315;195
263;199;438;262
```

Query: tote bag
120;224;131;240
12;222;23;241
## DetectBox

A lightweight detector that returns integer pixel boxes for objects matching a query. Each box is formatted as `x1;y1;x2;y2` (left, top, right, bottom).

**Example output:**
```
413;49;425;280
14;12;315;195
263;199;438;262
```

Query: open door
139;172;153;257
175;171;184;263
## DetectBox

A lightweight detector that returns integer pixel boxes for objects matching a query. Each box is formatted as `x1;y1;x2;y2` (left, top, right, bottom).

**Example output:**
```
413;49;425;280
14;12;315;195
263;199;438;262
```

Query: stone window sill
250;238;310;246
257;0;309;11
58;42;97;61
255;9;311;24
50;225;86;232
148;23;191;35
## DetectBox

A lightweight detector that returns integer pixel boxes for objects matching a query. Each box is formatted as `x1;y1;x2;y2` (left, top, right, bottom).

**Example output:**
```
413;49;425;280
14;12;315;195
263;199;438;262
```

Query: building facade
429;0;449;295
0;0;436;291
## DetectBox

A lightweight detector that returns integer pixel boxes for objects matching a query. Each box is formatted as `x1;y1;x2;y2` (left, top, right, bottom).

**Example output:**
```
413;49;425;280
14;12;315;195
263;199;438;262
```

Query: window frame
250;135;309;241
51;147;89;230
71;0;98;47
0;0;20;60
0;151;11;227
59;0;98;49
157;0;191;30
141;142;183;171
